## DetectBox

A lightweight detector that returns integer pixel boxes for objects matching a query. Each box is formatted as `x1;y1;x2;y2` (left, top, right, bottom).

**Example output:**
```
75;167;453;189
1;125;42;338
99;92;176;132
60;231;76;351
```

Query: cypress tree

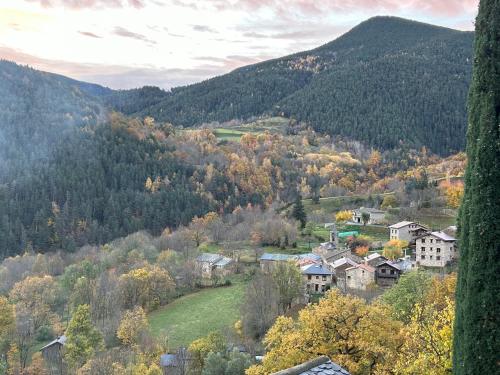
292;195;307;229
453;1;500;373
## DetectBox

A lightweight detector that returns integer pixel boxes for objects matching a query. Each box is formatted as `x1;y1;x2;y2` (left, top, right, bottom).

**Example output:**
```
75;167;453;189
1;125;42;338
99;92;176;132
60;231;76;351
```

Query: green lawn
148;278;248;349
213;128;247;141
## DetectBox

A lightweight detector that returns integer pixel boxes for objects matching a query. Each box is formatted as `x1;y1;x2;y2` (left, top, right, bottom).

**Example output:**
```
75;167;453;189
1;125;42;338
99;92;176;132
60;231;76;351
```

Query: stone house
196;253;233;278
40;335;66;375
375;261;402;287
389;221;428;242
364;253;387;267
352;207;386;225
259;253;321;273
330;257;359;292
345;263;376;291
415;231;458;268
301;263;333;294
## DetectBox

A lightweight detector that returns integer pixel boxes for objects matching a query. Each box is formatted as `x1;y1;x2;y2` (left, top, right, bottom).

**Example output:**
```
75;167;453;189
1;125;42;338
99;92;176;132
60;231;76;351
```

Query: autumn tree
64;304;104;370
188;332;227;374
0;296;13;352
439;180;464;209
382;239;408;260
117;306;149;347
246;290;402;375
380;195;397;209
119;265;175;311
395;274;457;374
382;270;433;323
335;210;352;223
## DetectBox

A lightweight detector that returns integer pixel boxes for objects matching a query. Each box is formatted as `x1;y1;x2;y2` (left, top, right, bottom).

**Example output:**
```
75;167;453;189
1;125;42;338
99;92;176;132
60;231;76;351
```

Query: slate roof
272;356;350;375
197;253;223;263
366;253;386;261
376;260;402;271
214;256;232;267
260;253;295;261
301;263;333;276
429;231;456;241
160;354;177;367
297;253;322;262
346;263;375;273
389;221;415;229
260;253;322;263
331;257;358;269
40;336;66;351
353;207;385;214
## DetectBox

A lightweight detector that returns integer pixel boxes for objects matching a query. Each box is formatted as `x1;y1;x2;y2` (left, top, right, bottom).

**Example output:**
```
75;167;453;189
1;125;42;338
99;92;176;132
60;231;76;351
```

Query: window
321;285;326;292
430;255;433;260
322;275;327;281
437;248;441;253
381;269;386;274
347;276;351;280
308;275;311;280
422;239;426;243
316;276;319;280
430;239;433;243
421;255;426;260
390;270;395;275
421;247;426;251
437;256;441;261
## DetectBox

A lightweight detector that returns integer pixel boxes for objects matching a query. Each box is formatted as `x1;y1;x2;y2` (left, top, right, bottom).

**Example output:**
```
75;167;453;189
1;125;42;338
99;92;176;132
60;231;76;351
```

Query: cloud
192;25;218;33
205;0;478;18
0;46;265;89
113;26;156;44
78;30;102;38
24;0;149;9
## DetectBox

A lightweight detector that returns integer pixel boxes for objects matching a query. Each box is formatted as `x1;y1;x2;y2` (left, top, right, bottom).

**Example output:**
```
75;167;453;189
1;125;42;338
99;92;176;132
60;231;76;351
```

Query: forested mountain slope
0;60;109;180
0;115;213;258
132;17;473;155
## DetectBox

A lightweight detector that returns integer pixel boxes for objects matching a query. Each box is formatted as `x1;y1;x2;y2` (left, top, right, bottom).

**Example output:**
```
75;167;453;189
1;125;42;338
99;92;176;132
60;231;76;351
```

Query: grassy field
212;117;289;142
213;128;247;141
148;278;248;349
302;193;395;215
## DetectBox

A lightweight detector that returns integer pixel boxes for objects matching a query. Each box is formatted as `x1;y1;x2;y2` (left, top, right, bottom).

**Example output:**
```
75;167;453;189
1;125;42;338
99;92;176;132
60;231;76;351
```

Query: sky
0;0;479;89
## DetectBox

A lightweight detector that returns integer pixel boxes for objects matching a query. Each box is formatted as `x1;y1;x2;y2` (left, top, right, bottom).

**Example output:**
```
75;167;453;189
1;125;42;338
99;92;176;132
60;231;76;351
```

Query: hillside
0;60;109;180
131;17;473;155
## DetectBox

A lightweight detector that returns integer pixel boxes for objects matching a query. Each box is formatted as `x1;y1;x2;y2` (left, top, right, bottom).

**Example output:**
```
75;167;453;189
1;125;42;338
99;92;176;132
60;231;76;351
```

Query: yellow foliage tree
394;275;456;374
439;180;464;209
0;296;14;342
188;331;226;372
246;290;402;375
382;239;408;260
335;210;352;223
119;266;175;311
380;195;397;209
117;306;149;346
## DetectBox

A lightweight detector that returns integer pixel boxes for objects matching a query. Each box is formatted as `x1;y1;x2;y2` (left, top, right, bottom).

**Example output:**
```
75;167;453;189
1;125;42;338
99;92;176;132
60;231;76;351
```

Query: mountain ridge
127;16;474;155
0;16;474;156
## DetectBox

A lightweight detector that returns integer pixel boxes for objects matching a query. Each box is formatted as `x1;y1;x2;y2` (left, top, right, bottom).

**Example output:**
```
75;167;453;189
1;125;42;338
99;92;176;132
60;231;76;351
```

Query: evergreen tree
453;1;500;373
292;196;307;229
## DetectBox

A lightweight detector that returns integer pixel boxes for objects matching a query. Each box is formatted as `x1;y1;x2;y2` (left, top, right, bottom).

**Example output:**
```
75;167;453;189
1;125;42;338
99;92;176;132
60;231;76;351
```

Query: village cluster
196;208;458;299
